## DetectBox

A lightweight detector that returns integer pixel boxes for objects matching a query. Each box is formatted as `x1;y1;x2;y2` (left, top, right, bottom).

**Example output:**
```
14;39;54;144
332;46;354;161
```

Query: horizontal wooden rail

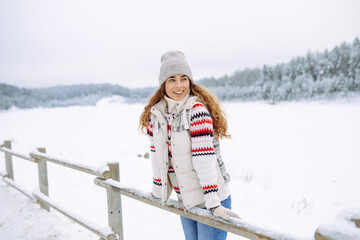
2;176;35;200
32;189;116;240
30;150;111;179
0;147;36;163
94;178;306;240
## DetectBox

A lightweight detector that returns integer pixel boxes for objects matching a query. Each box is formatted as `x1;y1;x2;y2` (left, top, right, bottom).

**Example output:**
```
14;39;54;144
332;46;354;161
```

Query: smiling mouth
173;91;184;95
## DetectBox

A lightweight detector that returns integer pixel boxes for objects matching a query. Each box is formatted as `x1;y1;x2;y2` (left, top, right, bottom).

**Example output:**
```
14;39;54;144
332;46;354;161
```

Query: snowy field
1;97;360;240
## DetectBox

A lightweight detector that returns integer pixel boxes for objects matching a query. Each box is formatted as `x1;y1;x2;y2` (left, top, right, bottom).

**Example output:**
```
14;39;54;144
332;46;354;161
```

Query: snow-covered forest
1;38;359;110
199;37;360;102
0;84;155;110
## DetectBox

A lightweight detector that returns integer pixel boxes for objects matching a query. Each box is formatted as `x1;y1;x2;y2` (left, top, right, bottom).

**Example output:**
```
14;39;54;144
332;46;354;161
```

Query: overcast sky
0;0;359;89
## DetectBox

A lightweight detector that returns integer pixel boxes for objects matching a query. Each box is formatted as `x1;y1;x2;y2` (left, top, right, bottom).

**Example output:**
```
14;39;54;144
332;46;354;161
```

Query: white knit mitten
212;206;240;221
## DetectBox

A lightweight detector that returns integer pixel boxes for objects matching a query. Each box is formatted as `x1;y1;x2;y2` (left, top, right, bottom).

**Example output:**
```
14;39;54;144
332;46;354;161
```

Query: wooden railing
1;140;359;240
0;140;119;240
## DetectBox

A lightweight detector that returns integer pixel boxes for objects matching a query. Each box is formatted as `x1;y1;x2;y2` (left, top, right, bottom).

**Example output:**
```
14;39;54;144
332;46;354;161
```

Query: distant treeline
1;38;359;110
199;37;360;102
0;83;155;110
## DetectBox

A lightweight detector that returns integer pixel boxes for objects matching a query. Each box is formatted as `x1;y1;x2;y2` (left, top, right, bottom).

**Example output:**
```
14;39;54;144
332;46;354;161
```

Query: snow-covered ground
1;98;360;240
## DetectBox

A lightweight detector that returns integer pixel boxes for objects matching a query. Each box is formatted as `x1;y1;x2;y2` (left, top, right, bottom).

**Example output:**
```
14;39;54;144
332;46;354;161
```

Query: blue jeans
180;195;232;240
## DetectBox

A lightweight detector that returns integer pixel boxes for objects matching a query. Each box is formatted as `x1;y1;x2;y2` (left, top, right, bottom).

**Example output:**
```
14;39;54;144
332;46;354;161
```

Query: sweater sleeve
148;118;162;198
190;104;221;209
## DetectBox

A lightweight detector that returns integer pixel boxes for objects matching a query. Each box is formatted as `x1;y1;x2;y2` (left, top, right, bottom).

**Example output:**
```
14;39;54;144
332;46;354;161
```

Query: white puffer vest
150;95;230;209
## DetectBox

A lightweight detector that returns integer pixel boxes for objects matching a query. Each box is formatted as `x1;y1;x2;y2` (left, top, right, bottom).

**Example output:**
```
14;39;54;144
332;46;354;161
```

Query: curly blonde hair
139;81;231;139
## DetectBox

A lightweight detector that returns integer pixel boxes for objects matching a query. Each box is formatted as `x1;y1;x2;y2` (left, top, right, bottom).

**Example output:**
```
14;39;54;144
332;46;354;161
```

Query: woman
139;51;240;240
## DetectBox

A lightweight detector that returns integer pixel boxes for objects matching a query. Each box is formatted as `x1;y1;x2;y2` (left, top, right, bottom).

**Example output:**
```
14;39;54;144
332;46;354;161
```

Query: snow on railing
1;140;359;240
0;146;36;162
94;178;305;240
0;170;7;178
29;150;111;179
315;208;360;240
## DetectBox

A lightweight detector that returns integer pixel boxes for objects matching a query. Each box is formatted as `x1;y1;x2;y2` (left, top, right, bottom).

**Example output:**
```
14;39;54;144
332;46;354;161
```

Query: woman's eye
182;77;188;81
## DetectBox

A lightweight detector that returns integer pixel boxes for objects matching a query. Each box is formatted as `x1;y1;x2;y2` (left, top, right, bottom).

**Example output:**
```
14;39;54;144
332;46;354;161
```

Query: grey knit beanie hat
158;51;193;86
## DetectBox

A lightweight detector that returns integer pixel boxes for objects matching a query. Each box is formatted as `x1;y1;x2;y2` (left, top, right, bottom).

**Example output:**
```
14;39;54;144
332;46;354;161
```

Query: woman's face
165;74;190;101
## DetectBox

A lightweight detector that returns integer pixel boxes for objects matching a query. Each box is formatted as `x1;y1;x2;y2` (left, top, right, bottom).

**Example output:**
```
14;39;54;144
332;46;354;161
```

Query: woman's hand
212;206;241;221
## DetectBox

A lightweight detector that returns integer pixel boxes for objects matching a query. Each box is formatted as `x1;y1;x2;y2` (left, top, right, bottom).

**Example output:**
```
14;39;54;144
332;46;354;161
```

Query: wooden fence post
37;147;50;211
106;162;124;240
4;140;14;180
